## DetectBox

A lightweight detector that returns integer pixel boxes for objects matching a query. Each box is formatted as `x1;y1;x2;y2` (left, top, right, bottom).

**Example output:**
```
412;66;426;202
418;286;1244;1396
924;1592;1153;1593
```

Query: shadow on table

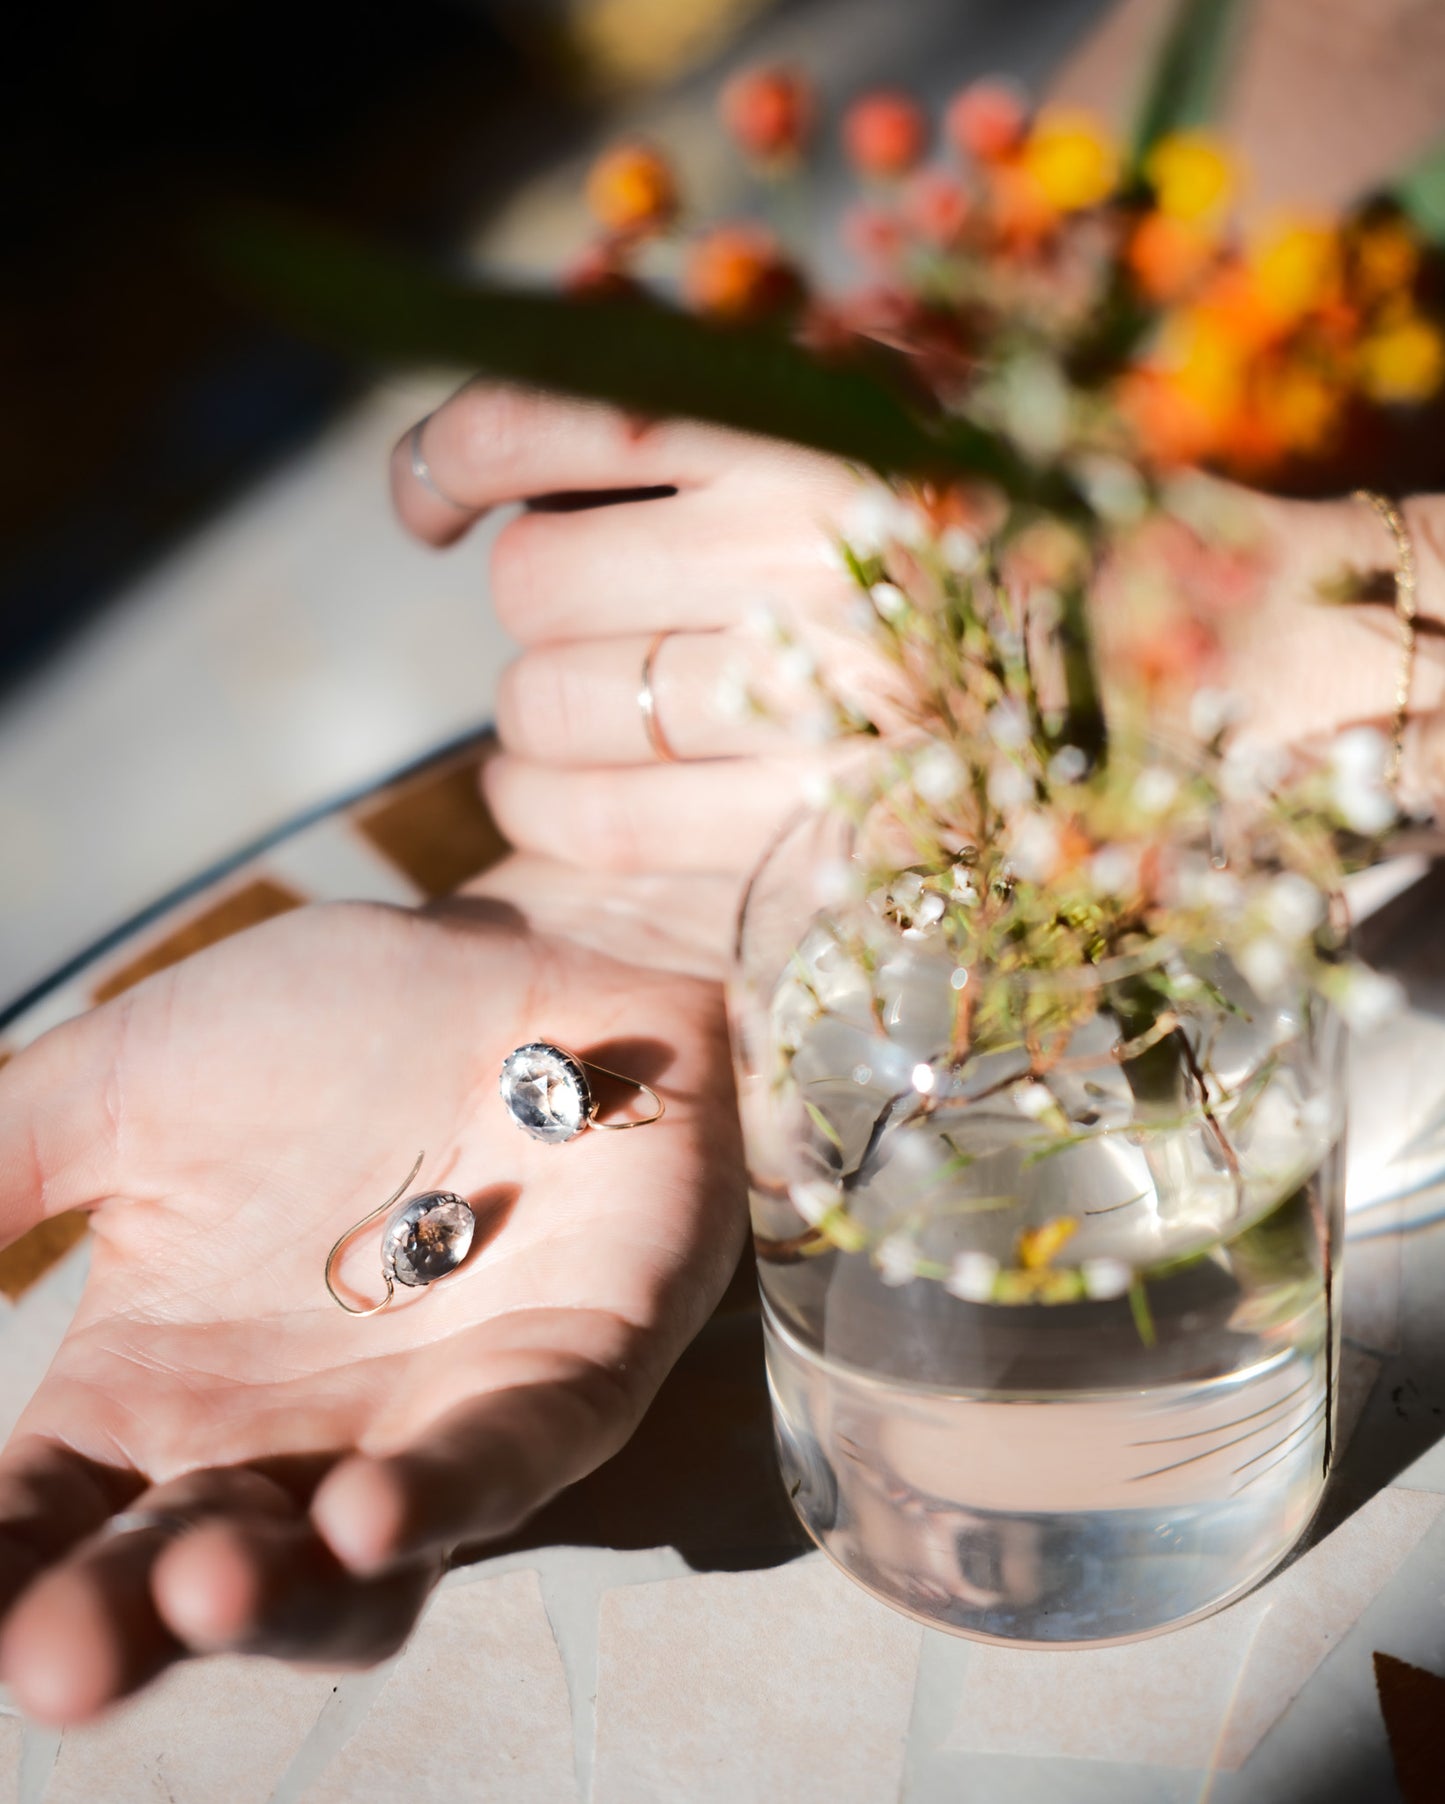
1306;859;1445;1552
484;1249;812;1574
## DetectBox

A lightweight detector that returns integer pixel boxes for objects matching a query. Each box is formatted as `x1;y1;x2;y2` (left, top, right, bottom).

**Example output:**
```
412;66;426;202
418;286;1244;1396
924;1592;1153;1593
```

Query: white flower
1219;738;1288;802
876;1233;922;1286
1013;1081;1056;1120
778;642;817;685
800;767;836;809
714;665;751;721
914;890;946;927
1335;964;1406;1032
1263;872;1325;942
945;1251;999;1303
869;581;909;622
812;857;863;907
1073;454;1147;523
987;760;1033;812
1009;815;1059;882
1329;727;1394;835
844;486;899;555
950;872;980;907
790;1178;839;1226
1048;745;1088;787
987;699;1031;751
912;744;965;804
998;352;1070;459
742;599;782;641
1081;1257;1132;1301
939;525;981;571
1133;766;1180;815
1239;932;1294;999
817;538;850;572
1189;686;1244;742
1089;845;1139;896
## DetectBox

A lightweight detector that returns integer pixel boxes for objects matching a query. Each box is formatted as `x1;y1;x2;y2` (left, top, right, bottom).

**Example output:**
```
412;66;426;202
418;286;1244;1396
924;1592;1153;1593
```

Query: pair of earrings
325;1042;663;1316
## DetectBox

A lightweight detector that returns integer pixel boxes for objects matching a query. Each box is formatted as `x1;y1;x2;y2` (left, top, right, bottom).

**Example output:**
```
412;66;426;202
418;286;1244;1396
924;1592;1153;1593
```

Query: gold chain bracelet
1353;489;1418;793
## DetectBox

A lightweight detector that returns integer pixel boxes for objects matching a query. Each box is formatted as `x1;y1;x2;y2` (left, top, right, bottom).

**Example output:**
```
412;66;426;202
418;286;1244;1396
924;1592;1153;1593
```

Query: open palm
0;872;744;1722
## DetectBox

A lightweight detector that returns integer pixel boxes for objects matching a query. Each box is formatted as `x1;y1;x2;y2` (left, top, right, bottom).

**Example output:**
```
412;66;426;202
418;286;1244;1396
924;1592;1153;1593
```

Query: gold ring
638;631;682;763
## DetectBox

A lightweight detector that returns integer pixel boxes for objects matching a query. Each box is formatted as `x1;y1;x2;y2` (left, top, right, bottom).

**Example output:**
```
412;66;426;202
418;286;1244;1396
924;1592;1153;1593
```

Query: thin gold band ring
638;630;682;763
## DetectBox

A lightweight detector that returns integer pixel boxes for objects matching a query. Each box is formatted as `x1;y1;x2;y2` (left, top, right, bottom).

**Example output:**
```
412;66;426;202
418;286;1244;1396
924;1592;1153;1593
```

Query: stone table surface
1;738;1444;1803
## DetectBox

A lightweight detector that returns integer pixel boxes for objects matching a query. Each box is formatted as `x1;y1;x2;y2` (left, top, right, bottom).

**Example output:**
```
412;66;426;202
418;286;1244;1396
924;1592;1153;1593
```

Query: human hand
0;866;744;1722
392;383;871;882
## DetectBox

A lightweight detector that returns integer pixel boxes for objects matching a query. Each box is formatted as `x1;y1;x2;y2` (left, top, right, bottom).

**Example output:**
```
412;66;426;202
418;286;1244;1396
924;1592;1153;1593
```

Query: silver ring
97;1510;194;1543
638;631;681;763
409;419;474;513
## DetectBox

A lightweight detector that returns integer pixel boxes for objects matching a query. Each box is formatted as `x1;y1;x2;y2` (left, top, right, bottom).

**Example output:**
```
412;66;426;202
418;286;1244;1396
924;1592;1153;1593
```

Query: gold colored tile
358;755;507;898
0;1209;89;1301
92;877;303;1005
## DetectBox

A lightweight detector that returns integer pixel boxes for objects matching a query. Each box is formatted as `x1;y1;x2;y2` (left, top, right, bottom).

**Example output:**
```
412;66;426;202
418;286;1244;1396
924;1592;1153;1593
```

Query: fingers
390;383;763;548
310;1364;648;1578
152;1518;438;1668
497;630;805;767
482;750;833;876
0;1440;139;1618
488;482;851;647
0;1466;294;1723
0;1004;129;1249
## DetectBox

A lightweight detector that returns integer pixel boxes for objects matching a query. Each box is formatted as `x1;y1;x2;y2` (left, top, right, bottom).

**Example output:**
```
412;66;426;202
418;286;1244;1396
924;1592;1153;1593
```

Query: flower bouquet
222;0;1445;1641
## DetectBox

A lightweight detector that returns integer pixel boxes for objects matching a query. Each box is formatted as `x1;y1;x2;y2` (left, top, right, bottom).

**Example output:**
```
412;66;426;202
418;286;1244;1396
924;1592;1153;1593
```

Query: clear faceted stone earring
499;1042;665;1144
325;1153;476;1315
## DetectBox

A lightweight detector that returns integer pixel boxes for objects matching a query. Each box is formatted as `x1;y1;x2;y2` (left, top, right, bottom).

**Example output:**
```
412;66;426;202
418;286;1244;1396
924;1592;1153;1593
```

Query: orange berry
683;224;801;322
843;90;928;178
720;65;814;163
946;79;1029;163
903;167;971;248
842;203;907;267
585;142;678;238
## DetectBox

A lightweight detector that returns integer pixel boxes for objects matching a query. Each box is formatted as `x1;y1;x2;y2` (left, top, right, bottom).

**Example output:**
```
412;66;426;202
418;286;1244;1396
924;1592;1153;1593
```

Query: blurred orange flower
1127;213;1218;302
720;65;814;164
684;224;801;321
586;142;678;238
946;80;1029;164
843;91;928;178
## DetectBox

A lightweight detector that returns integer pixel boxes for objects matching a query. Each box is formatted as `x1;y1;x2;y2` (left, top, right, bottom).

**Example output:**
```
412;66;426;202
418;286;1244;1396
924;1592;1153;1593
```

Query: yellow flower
1256;362;1342;452
1357;314;1445;404
1158;307;1247;422
1250;219;1341;323
1144;131;1236;224
1022;109;1119;212
1016;1214;1079;1271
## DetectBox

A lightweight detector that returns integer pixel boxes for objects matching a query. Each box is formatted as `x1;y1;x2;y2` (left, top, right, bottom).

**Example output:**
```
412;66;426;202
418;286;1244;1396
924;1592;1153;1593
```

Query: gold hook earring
325;1154;476;1315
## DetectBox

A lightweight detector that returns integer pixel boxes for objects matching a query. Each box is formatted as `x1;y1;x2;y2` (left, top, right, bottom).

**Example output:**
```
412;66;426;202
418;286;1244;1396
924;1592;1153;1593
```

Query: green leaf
209;210;967;479
803;1099;845;1152
1391;137;1445;246
1128;1276;1158;1347
1129;0;1250;171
